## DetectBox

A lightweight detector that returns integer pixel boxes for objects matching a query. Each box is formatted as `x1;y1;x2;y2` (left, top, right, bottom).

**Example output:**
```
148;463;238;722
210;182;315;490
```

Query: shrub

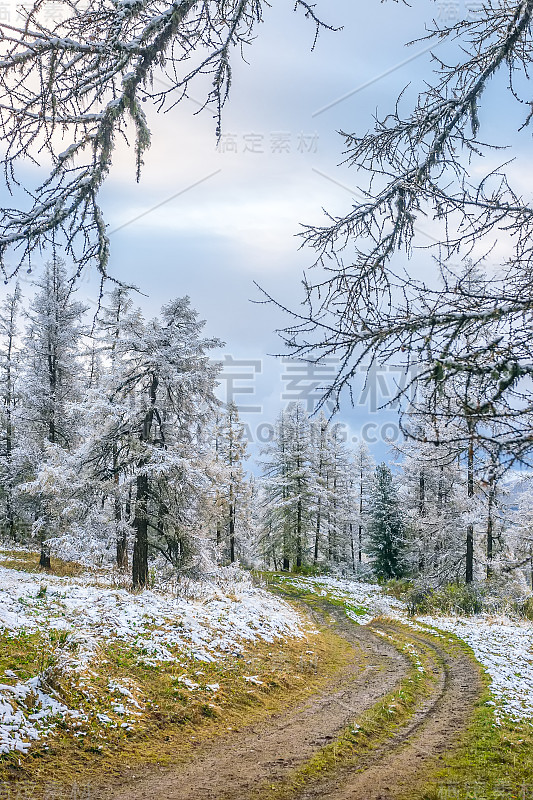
513;596;533;621
291;563;325;577
407;582;484;617
381;577;412;600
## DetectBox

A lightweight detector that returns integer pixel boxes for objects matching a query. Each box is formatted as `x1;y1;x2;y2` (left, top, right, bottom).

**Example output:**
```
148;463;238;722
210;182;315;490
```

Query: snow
279;575;533;723
0;562;307;755
419;615;533;721
0;674;79;755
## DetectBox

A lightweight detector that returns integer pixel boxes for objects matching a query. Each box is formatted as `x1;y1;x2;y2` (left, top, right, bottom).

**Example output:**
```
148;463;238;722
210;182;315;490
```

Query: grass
406;670;533;800
261;572;370;618
0;602;361;799
0;549;84;578
4;567;532;800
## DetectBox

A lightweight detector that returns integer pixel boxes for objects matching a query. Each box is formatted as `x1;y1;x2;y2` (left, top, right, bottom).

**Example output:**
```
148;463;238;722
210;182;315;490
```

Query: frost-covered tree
0;1;334;278
261;403;317;570
510;475;533;591
352;441;375;568
104;296;221;587
214;402;249;564
0;284;22;540
308;414;330;565
18;260;88;566
395;431;467;586
366;463;406;580
22;260;88;450
276;5;533;464
260;405;363;572
82;286;144;570
319;422;353;567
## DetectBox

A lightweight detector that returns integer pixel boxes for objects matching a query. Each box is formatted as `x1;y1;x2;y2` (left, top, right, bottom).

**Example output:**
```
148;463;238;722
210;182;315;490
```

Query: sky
0;0;521;465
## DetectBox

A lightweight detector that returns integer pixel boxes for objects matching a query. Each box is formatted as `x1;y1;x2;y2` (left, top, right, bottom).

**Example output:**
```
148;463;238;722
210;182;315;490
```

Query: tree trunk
296;498;302;568
229;498;236;563
132;473;149;589
114;444;128;570
486;461;496;579
466;432;475;584
314;499;321;563
358;461;364;563
419;469;426;516
39;539;51;570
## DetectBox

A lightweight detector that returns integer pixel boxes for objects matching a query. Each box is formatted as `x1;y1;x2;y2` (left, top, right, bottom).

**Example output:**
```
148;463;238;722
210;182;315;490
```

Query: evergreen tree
366;464;406;580
394;426;466;586
260;403;315;570
351;441;375;570
108;297;222;587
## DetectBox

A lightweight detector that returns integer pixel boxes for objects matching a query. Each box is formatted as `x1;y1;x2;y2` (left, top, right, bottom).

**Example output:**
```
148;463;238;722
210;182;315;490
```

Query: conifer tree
351;442;375;569
18;259;87;566
260;403;315;570
0;284;22;540
214;402;249;563
366;464;406;580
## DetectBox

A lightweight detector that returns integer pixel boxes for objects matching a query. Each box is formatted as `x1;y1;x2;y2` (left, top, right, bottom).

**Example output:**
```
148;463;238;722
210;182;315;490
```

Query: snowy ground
0;560;307;756
279;575;533;723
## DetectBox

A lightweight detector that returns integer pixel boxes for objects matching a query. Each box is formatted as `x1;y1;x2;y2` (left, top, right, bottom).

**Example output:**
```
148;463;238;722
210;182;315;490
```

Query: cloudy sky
2;0;522;463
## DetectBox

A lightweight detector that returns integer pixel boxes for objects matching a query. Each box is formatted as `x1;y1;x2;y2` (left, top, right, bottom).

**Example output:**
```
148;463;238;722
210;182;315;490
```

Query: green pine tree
366;463;406;580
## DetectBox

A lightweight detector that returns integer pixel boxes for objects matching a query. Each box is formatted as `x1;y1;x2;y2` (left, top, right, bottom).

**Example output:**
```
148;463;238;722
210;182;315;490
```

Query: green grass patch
261;572;370;619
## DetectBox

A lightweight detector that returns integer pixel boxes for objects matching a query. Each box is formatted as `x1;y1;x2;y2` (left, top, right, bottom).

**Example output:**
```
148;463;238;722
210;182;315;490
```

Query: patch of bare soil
100;601;482;800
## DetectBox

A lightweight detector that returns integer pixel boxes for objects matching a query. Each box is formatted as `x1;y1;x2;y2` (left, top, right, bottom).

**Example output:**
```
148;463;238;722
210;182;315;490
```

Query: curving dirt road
101;598;482;800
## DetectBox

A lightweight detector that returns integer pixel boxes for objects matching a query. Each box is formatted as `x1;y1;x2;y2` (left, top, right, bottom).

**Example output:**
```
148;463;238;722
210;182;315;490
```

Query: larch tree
308;413;330;565
0;1;335;280
0;284;22;540
272;3;533;466
109;296;221;587
394;427;467;586
214;401;249;564
82;286;144;570
260;403;316;570
352;441;375;569
18;259;88;567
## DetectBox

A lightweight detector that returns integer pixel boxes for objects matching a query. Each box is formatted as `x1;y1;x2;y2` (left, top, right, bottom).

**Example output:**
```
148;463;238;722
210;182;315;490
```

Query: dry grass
0;549;84;577
0;612;359;799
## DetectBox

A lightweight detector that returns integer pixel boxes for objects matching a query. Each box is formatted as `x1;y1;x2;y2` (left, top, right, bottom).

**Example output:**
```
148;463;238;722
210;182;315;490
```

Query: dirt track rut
103;599;482;800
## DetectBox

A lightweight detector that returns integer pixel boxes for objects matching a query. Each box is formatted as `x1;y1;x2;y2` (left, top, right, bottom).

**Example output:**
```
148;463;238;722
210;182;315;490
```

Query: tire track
101;597;482;800
294;620;482;800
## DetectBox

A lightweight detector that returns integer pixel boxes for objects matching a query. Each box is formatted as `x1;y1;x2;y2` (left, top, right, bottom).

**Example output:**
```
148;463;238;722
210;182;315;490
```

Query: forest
1;0;533;797
1;259;533;607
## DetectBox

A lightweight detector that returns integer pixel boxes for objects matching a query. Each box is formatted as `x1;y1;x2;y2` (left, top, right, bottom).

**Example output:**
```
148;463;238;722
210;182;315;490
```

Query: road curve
101;598;482;800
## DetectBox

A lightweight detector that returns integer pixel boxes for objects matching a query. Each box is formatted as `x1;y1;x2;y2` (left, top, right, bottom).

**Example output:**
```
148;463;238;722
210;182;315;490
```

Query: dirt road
102;598;482;800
